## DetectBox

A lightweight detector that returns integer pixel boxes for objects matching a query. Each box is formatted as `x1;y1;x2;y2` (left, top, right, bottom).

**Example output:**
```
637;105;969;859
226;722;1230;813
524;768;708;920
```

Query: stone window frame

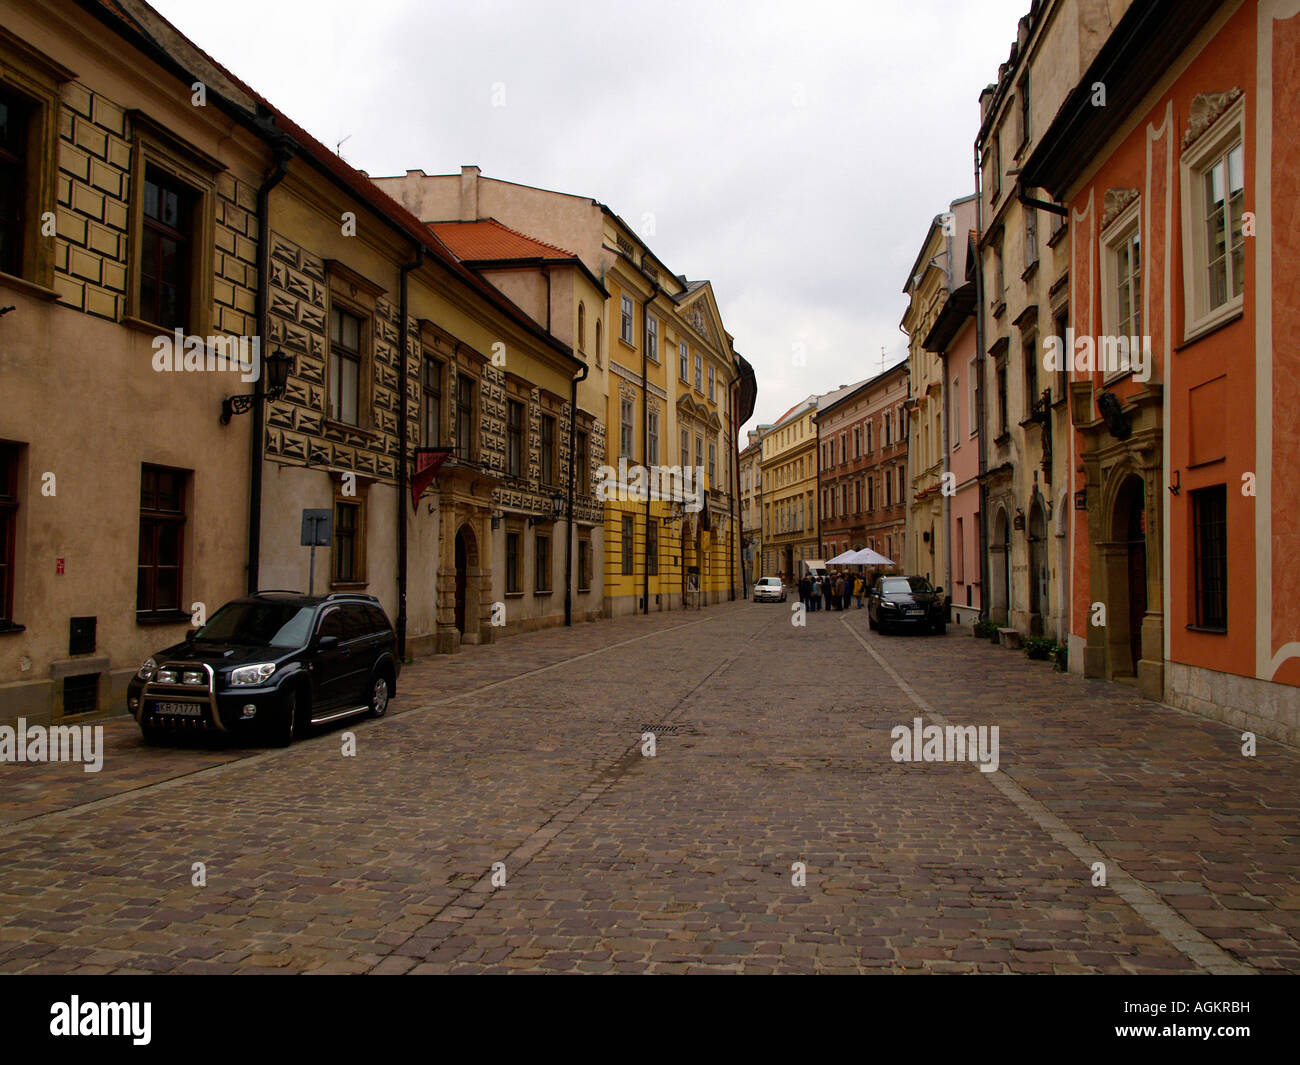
1179;93;1247;345
504;525;524;596
123;111;222;336
534;529;552;594
0;28;73;295
619;292;634;346
323;260;385;434
646;313;658;362
329;472;370;589
1099;195;1142;384
576;534;592;592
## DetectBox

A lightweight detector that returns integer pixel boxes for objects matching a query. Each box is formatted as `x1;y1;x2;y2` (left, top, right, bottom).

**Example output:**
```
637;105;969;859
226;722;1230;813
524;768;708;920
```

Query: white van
800;559;828;581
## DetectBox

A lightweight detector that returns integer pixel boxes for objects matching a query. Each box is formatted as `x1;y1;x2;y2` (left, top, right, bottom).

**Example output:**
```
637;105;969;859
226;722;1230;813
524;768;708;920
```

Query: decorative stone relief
1182;88;1243;149
1101;188;1140;230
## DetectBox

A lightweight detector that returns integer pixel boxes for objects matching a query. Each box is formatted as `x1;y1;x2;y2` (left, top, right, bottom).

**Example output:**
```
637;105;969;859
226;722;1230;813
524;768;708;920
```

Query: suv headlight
230;662;277;686
136;657;158;681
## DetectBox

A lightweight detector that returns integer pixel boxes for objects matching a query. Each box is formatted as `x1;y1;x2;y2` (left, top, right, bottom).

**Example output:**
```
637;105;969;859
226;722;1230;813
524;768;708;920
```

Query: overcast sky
154;0;1028;433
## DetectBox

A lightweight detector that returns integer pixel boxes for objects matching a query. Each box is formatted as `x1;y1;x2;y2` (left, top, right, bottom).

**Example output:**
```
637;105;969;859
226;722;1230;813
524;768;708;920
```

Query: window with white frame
647;315;658;361
679;340;689;382
694;351;703;391
620;293;634;344
707;364;715;400
1180;95;1246;340
1101;198;1141;378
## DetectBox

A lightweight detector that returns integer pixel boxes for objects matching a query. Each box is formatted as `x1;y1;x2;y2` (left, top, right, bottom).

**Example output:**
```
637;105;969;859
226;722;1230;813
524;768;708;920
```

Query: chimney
460;164;481;221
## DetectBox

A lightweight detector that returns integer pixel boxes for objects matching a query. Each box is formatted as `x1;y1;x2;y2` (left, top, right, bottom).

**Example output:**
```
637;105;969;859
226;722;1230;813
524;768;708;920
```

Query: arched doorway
454;524;476;637
1028;498;1048;636
991;507;1010;625
1112;474;1146;676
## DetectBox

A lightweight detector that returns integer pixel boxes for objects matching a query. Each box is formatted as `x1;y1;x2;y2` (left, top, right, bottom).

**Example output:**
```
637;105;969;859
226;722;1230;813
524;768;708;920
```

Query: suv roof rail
254;589;305;596
324;592;381;603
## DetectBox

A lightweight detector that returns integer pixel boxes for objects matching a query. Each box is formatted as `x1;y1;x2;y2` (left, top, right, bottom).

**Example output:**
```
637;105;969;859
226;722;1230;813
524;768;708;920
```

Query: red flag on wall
411;447;453;510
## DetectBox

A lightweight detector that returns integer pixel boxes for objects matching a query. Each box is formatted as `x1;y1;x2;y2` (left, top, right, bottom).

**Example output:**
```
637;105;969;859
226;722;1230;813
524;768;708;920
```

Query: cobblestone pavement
1;600;1297;973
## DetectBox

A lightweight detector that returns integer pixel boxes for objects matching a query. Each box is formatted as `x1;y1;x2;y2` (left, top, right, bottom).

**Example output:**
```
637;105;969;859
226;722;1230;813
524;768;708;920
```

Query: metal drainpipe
246;133;293;595
565;359;589;626
729;379;738;601
640;281;660;615
974;141;991;623
396;246;423;660
942;217;954;620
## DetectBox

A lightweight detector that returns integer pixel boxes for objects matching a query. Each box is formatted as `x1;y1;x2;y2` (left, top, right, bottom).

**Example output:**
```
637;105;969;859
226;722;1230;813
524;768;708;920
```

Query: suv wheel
269;688;300;747
369;673;390;717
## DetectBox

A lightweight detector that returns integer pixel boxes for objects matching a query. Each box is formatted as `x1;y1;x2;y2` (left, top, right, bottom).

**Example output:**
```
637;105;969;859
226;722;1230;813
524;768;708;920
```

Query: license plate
152;701;204;717
907;609;924;616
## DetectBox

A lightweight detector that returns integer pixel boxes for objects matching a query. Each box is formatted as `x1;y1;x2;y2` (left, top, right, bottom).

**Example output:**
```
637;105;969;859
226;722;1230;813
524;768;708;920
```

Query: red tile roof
429;219;578;263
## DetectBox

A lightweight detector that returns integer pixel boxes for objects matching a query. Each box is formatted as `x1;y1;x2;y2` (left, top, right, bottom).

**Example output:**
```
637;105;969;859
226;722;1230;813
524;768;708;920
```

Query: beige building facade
760;397;819;580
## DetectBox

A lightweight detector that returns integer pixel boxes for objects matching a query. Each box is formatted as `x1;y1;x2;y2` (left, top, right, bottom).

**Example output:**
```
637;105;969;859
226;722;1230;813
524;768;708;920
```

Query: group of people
799;571;867;612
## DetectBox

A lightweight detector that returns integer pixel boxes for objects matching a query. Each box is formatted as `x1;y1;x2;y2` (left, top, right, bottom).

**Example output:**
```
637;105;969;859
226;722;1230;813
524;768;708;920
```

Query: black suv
128;591;400;745
867;575;947;635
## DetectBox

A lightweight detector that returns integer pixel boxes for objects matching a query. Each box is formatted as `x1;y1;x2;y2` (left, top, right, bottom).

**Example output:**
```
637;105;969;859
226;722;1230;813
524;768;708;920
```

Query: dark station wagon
128;591;400;745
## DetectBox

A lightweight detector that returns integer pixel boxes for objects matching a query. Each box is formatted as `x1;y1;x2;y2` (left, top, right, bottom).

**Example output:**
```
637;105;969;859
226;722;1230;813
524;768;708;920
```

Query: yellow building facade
373;168;752;614
760;397;819;580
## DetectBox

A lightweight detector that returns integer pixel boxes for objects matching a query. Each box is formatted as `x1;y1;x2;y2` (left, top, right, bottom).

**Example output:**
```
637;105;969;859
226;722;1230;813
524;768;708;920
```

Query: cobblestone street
2;600;1297;974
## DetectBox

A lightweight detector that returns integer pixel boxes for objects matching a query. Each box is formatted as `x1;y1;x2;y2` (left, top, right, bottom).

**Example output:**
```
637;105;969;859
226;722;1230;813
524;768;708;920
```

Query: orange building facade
1024;0;1300;743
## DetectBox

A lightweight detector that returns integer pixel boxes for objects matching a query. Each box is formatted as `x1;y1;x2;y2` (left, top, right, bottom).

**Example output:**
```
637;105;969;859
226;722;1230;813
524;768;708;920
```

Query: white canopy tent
825;550;859;565
848;547;896;567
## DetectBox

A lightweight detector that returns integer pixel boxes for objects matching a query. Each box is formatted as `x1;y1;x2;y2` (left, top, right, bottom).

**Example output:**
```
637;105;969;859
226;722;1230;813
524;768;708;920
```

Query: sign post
300;509;332;596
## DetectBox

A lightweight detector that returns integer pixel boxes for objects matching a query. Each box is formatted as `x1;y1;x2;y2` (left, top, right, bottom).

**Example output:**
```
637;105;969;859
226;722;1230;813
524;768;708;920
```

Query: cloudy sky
154;0;1028;432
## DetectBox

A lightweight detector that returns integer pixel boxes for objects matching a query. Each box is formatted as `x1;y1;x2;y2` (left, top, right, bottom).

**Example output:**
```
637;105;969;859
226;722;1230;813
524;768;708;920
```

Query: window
329;305;363;425
1102;204;1141;381
855;479;862;514
952;377;961;442
595;320;602;366
854;427;861;459
1017;75;1030;151
647;410;659;465
1181;98;1246;338
0;442;19;626
139;169;199;330
708;442;716;487
840;434;847;464
0;86;29;277
456;374;476;461
680;426;690;469
696;435;703;472
540;412;557;486
137;464;187;614
956;517;965;583
506;399;524;478
867;476;874;511
647;315;658;361
997;360;1008;434
969;355;980;434
620;398;634;459
707;364;715;401
991;130;1001;200
884;414;891;448
332;499;362;584
994;239;1005;301
621;515;635;575
575;428;589;494
866;422;873;453
577;537;592;591
898;466;905;502
679;340;689;382
422;355;442;446
1023;334;1038;412
694;352;703;391
1025;209;1038;269
646;520;658;576
535;533;551;592
578;302;586;352
506;532;522;594
1192;485;1227;630
621;293;634;344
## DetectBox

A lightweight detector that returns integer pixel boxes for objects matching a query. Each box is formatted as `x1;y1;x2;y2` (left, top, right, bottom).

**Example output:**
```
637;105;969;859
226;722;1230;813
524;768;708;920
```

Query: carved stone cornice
1182;87;1243;149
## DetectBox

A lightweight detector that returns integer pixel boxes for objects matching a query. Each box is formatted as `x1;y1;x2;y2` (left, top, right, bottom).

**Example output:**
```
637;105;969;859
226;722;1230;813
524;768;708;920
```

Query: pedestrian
799;574;811;611
854;574;865;608
833;574;844;610
821;575;832;612
840;573;852;611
